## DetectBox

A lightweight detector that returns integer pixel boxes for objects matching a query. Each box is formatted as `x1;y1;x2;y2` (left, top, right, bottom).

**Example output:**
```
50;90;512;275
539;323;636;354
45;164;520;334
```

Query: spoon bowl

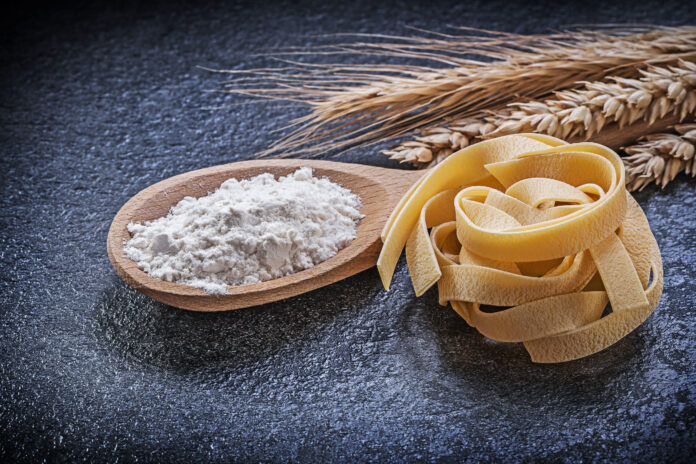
107;159;424;311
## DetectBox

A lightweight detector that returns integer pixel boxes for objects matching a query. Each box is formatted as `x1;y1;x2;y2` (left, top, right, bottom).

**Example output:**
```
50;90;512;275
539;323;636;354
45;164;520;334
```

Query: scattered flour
124;167;362;294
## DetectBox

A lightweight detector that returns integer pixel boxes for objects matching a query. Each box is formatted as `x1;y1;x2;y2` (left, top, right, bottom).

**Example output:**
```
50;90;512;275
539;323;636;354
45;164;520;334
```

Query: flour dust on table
124;167;363;294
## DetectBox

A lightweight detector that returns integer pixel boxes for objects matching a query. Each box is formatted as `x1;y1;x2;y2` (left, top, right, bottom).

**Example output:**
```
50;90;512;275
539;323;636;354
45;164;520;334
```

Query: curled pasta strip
378;134;663;363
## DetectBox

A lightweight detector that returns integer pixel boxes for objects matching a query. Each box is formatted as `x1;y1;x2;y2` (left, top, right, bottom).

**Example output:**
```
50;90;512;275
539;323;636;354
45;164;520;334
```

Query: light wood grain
107;159;424;311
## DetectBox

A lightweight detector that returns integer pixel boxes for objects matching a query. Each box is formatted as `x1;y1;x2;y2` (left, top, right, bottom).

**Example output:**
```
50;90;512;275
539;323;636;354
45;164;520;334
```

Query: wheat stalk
383;61;696;166
623;124;696;191
216;26;696;157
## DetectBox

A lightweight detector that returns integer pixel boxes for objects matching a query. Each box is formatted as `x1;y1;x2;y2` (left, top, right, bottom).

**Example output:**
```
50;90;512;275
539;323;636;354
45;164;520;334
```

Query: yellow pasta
378;134;663;363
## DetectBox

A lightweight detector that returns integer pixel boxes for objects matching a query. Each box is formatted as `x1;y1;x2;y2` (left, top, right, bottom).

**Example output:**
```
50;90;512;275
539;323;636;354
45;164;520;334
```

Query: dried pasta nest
378;134;663;363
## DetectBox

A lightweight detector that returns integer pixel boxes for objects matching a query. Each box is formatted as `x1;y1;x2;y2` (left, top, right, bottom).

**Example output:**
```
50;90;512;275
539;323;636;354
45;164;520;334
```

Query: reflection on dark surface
94;276;360;376
97;273;647;389
398;290;647;405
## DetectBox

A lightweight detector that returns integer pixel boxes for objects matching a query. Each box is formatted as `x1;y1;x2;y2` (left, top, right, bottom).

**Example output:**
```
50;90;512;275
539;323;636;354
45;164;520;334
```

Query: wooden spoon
107;159;425;311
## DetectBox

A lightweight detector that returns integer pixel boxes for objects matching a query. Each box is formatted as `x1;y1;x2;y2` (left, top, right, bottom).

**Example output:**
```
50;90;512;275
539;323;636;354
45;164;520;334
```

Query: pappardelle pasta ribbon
378;134;663;363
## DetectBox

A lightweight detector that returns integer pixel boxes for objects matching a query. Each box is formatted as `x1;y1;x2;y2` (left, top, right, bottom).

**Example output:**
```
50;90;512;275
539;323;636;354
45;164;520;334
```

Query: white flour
124;167;362;294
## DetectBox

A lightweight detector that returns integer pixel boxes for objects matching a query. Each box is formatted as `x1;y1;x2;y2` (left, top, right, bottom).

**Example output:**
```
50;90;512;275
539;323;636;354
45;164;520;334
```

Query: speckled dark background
1;0;695;462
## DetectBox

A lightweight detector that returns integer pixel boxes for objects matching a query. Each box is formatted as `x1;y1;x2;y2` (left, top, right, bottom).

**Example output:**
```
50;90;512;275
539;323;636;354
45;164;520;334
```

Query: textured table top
2;1;695;462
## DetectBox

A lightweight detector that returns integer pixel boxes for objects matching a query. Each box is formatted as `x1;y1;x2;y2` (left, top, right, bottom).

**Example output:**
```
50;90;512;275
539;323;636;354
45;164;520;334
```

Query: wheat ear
216;26;696;156
623;124;696;191
383;61;696;166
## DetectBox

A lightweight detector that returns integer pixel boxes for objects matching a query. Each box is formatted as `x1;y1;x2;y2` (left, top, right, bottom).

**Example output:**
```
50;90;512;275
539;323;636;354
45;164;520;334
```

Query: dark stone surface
1;1;695;462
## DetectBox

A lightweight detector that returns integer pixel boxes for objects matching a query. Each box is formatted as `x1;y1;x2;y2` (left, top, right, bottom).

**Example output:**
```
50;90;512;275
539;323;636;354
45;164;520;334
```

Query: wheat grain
383;61;696;166
216;26;696;157
623;124;696;191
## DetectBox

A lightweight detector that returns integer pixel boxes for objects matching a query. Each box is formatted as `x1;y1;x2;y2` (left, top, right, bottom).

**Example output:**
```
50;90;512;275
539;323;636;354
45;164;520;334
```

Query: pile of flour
124;167;362;294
